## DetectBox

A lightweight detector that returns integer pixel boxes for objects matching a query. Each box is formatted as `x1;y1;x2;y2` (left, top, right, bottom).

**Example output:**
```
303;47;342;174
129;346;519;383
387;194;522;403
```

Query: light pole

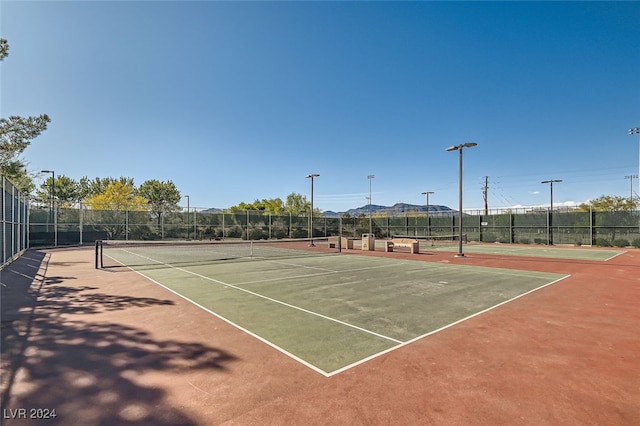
41;170;57;246
625;175;638;200
422;191;434;242
184;195;190;240
368;174;375;234
541;179;562;245
306;174;319;246
446;143;477;257
629;128;640;197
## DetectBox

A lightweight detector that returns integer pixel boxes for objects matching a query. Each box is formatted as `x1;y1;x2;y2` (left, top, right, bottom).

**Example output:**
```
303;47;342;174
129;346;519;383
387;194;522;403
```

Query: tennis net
95;238;337;269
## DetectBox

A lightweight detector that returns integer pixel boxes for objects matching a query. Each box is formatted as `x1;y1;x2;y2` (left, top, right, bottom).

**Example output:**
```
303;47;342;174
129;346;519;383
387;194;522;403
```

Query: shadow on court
1;250;237;425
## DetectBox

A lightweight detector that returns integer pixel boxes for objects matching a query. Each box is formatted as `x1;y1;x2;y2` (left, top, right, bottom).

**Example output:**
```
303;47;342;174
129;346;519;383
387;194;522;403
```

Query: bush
225;226;242;238
595;238;611;247
518;238;531;245
482;233;497;243
242;228;267;240
272;229;287;239
632;238;640;248
612;239;629;248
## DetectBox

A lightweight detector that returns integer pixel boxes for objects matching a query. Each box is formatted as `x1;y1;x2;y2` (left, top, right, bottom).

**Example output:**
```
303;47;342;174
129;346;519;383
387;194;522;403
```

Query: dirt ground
1;245;638;425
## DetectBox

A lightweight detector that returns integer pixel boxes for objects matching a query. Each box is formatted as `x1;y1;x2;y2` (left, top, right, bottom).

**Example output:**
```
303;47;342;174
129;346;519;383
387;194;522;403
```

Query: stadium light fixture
421;191;434;242
368;174;375;234
629;128;640;197
41;170;57;246
541;179;562;245
306;174;320;246
624;175;638;200
445;143;477;257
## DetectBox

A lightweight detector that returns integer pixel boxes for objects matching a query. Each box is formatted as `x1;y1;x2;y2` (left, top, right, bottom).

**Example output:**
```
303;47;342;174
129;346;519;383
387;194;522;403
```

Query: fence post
79;201;83;245
590;205;595;246
510;212;515;244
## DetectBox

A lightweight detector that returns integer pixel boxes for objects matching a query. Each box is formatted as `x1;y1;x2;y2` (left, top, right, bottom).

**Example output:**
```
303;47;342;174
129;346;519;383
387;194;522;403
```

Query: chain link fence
1;176;30;268
27;205;640;248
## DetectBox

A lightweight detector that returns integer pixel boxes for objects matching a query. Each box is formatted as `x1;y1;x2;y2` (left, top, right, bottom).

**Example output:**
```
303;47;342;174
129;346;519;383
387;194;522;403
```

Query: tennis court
102;240;568;375
420;242;625;261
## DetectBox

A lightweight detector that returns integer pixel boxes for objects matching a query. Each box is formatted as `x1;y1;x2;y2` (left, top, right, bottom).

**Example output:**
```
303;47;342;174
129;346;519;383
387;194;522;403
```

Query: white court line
256;258;339;273
327;273;572;377
105;253;332;376
603;250;626;261
107;249;570;377
237;262;400;286
109;250;403;346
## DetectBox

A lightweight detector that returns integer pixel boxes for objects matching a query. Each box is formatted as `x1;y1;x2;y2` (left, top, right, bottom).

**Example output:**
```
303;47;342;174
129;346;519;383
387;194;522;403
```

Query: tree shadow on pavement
1;250;238;425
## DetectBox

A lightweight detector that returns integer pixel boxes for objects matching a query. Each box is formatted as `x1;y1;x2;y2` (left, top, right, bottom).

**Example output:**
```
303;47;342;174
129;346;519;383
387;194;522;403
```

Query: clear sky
2;1;639;212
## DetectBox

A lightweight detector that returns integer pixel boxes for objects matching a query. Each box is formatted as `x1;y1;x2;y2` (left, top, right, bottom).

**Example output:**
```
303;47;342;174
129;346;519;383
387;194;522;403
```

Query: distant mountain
199;208;222;213
199;203;455;217
323;203;455;218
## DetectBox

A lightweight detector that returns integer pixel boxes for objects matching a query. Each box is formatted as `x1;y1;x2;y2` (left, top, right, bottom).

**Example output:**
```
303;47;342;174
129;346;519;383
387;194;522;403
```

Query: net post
95;240;102;269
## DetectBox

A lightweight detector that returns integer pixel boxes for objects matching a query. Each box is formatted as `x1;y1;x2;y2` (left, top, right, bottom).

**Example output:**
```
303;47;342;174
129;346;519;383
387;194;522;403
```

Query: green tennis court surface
105;244;568;376
419;242;624;261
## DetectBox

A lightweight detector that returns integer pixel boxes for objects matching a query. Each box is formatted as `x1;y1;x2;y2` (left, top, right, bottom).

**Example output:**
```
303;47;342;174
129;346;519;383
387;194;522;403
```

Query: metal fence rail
27;205;640;248
1;176;30;268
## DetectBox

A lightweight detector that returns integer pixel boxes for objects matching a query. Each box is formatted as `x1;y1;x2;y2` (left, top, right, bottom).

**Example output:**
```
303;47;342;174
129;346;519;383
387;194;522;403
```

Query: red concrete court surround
1;245;638;425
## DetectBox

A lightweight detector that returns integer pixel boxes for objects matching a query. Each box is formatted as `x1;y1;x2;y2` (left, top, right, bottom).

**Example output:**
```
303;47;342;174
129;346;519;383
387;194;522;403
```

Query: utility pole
482;176;489;216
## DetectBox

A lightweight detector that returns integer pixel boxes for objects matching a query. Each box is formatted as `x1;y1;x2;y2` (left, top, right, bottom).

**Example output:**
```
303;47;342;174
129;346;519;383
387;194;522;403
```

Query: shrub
273;229;287;239
612;239;629;248
482;233;497;243
595;238;611;247
225;226;242;238
632;238;640;248
519;238;531;245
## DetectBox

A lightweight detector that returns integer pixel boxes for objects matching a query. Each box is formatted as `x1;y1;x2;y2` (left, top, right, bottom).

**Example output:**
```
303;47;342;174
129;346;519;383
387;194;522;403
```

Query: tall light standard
41;170;57;246
625;175;638;200
446;143;477;257
629;127;640;196
422;191;434;242
306;174;319;246
367;174;375;234
541;179;562;245
184;195;190;240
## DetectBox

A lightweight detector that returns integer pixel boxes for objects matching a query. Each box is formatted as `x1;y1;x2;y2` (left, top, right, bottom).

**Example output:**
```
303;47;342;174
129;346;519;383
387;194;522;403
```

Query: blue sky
2;1;639;212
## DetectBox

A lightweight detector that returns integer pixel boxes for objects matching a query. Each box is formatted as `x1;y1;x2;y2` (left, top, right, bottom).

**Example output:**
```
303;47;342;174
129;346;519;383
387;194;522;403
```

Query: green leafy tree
138;179;182;226
84;181;148;239
285;192;310;216
229;193;321;217
578;195;637;212
36;175;81;208
0;39;51;192
0;39;8;59
579;195;639;243
78;176;136;199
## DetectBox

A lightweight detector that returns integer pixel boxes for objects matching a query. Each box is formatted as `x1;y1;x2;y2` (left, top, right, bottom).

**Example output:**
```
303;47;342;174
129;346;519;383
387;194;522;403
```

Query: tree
36;175;81;208
579;195;639;243
84;181;148;239
578;195;638;212
228;193;321;217
0;39;8;59
0;39;51;192
138;180;182;227
79;176;136;199
285;193;310;216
